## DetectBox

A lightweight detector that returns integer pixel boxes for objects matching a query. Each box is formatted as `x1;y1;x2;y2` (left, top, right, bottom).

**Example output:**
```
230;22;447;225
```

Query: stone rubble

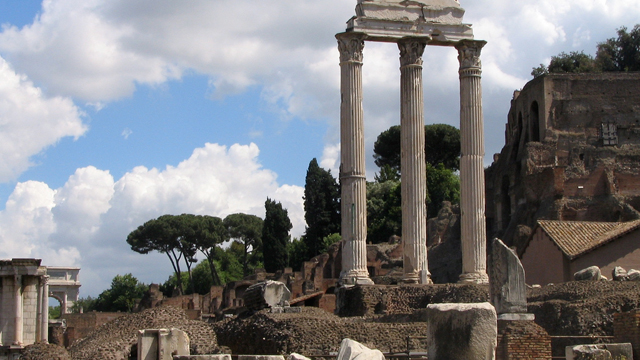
68;306;218;360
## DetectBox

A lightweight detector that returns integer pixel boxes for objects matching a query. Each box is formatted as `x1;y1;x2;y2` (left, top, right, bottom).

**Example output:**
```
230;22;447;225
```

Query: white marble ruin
0;259;49;347
339;0;488;284
0;259;81;350
137;328;190;360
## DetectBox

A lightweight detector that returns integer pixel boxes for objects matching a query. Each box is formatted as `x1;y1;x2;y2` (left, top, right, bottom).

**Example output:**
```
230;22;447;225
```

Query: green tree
597;25;640;71
373;124;461;173
262;198;293;272
94;274;147;312
287;237;307;271
366;179;402;244
189;215;228;286
426;163;460;218
71;296;98;313
49;305;61;319
127;216;187;294
216;244;245;283
321;233;341;254
303;158;341;259
223;213;264;276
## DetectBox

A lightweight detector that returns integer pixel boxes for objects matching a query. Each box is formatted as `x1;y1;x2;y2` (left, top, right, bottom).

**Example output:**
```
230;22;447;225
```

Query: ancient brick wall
614;310;640;359
496;320;551;360
62;312;125;345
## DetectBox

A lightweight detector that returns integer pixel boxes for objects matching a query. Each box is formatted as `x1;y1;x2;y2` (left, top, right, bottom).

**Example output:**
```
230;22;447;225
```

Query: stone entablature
47;267;81;315
347;0;473;44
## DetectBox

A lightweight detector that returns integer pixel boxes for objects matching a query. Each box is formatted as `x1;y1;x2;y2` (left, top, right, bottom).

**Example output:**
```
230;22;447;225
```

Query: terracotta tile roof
536;219;640;259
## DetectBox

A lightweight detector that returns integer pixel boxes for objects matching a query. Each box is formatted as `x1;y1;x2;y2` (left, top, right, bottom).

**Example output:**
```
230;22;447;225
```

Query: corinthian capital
398;37;429;67
336;33;366;63
456;40;487;69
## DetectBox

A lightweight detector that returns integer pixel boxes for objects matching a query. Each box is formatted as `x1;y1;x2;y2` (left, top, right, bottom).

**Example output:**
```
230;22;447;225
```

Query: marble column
40;275;49;343
398;37;432;284
13;275;22;346
456;40;489;284
336;32;373;285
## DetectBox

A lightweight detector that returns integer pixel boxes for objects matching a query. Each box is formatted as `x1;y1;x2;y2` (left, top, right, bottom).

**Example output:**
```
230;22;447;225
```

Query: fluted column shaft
14;275;23;345
457;40;489;284
337;32;373;285
41;275;49;343
399;37;431;284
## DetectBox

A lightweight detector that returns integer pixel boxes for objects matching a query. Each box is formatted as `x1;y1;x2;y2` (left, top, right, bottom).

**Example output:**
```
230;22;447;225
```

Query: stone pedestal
426;302;497;360
399;36;431;285
457;40;489;284
337;32;373;286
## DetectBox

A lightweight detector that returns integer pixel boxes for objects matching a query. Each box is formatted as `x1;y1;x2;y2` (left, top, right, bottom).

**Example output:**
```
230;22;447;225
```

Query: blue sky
1;0;639;297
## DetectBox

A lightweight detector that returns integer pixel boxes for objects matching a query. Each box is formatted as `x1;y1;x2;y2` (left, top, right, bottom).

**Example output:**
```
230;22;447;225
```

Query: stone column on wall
336;32;373;285
13;274;23;345
40;275;49;343
398;37;432;284
456;40;489;284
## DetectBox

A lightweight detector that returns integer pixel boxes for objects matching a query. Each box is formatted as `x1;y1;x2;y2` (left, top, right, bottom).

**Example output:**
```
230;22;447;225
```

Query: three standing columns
399;37;431;284
337;32;373;285
457;40;489;284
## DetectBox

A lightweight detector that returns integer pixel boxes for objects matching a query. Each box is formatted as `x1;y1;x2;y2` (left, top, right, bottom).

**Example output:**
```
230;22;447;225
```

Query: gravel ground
21;343;71;360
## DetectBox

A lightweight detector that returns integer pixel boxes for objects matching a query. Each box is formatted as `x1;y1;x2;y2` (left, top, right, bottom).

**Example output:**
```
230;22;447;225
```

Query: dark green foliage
532;24;640;76
366;180;402;244
216;244;244;283
373;126;402;174
189;215;228;286
321;233;341;254
303;158;340;259
71;296;97;313
426;163;460;218
287;237;308;271
597;25;640;71
94;274;147;312
224;213;264;276
262;198;292;272
373;124;461;173
49;305;60;319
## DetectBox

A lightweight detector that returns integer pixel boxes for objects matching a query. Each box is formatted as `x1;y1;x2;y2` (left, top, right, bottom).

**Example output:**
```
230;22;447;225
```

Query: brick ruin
485;73;640;252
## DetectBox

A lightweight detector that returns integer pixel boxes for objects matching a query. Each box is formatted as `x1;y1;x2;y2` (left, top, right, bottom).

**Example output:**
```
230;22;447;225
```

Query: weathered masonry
0;259;49;348
0;258;81;354
338;0;489;285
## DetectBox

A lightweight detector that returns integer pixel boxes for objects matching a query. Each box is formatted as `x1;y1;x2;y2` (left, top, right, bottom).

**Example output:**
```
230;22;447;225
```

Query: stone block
489;238;527;314
288;353;311;360
613;267;628;281
574;266;601;281
138;328;190;360
628;269;640;281
336;338;385;360
174;356;232;360
425;302;497;360
243;281;291;311
566;345;612;360
237;356;285;360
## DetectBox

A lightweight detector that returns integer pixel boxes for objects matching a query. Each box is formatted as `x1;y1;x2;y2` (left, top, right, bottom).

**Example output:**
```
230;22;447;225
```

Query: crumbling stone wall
486;73;640;252
496;320;551;360
213;307;427;356
62;311;125;346
68;306;218;360
614;309;640;359
335;283;489;317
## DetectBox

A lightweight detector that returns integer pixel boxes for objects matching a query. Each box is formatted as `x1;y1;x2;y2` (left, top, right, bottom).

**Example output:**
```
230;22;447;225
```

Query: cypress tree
263;198;292;272
303;158;340;259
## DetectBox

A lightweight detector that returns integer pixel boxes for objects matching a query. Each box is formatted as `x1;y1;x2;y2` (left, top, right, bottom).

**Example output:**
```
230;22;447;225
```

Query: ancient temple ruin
338;0;488;285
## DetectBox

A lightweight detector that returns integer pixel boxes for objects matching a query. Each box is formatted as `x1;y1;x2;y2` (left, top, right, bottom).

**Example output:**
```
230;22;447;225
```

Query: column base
402;270;433;284
339;271;374;286
458;271;489;284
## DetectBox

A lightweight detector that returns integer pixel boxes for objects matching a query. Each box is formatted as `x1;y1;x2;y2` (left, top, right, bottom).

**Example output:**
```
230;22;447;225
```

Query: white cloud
0;56;86;182
0;142;304;295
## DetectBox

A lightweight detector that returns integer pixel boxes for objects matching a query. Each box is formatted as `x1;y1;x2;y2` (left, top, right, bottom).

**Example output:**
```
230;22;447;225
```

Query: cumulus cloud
0;56;86;182
0;143;304;295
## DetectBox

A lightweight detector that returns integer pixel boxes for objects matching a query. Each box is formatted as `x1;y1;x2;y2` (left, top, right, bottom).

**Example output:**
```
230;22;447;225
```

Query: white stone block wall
22;277;38;345
0;277;15;346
